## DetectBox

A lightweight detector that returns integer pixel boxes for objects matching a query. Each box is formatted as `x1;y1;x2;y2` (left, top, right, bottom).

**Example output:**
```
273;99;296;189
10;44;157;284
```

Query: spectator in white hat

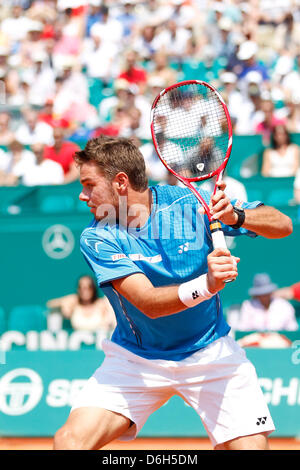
81;25;119;82
237;273;298;332
90;5;123;49
236;40;269;85
26;51;56;106
219;71;243;126
0;4;33;44
15;107;54;146
0;139;36;186
22;141;64;186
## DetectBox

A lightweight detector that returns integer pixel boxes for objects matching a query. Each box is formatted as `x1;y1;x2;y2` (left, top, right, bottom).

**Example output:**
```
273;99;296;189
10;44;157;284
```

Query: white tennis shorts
71;335;275;447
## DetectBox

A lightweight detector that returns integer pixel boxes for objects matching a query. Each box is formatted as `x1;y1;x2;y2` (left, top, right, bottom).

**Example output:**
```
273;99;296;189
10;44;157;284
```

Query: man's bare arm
112;248;239;318
210;183;293;239
238;205;293;239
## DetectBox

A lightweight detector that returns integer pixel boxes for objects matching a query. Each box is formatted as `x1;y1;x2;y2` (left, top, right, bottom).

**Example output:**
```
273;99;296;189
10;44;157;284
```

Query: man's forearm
242;205;293;239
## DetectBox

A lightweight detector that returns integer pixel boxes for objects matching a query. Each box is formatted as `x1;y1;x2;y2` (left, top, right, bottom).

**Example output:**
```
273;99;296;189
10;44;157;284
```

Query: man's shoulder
153;184;212;213
80;219;107;240
80;219;121;247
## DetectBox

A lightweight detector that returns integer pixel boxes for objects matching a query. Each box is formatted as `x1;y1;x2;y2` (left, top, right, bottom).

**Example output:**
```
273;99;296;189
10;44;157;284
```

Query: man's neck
120;188;152;229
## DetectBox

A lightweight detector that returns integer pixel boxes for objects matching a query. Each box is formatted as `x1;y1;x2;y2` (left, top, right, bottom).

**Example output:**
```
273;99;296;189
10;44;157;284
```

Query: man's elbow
276;215;293;238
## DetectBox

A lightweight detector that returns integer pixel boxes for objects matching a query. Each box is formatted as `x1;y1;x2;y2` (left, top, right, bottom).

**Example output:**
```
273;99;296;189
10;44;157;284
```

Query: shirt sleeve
221;199;264;238
80;230;143;286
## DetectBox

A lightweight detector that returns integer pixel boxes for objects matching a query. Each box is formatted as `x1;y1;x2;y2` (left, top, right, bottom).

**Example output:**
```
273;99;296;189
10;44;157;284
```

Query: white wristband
178;274;214;308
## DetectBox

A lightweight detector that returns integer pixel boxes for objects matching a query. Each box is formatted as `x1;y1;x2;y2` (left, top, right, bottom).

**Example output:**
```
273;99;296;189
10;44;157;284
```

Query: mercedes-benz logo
0;368;43;415
42;224;75;259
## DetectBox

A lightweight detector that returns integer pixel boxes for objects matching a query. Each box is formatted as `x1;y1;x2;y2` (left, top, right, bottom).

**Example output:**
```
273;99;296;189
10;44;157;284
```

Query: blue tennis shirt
80;184;261;360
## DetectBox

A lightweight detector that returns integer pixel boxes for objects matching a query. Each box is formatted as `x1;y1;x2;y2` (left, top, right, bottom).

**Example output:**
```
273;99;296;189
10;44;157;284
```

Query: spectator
81;24;119;82
0;4;33;45
92;105;131;138
219;71;244;126
26;50;56;106
237;273;298;331
98;78;133;124
15;107;54;146
38;98;56;127
0;140;35;186
261;124;299;177
18;20;46;67
44;123;80;183
22;141;64;186
47;275;116;334
154;19;192;63
132;22;160;62
116;0;138;42
89;4;123;50
214;16;236;61
236;40;269;89
84;0;104;38
147;50;178;88
118;49;147;93
255;98;286;146
0;112;15;146
234;76;263;135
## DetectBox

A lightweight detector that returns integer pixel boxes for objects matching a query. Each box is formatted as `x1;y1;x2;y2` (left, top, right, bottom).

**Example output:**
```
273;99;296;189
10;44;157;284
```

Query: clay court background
0;437;300;450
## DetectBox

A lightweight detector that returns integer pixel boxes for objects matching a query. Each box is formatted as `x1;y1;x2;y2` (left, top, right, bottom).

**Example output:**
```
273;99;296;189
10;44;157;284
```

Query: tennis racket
150;79;233;253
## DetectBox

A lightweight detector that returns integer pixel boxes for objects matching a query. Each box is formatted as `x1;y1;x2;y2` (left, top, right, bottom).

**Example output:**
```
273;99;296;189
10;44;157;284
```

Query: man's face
79;161;118;220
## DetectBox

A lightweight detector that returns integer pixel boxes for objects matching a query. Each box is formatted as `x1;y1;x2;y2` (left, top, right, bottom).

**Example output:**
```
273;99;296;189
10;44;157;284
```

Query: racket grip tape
210;222;228;250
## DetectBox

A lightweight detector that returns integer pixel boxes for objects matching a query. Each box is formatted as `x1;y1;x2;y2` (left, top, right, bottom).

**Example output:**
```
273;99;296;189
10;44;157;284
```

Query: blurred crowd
0;0;299;190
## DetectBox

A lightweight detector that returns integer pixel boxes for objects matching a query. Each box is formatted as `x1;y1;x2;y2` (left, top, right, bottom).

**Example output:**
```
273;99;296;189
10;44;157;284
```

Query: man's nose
79;191;88;201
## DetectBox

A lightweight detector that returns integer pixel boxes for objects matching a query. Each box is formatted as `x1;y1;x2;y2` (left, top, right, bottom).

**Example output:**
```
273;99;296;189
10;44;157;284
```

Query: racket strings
152;83;229;179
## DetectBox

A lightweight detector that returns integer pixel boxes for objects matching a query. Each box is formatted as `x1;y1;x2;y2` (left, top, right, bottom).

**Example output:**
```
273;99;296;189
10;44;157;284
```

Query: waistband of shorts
101;336;234;368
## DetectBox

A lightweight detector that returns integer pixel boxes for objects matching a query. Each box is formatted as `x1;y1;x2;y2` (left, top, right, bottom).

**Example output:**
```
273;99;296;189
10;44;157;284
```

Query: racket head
151;80;232;184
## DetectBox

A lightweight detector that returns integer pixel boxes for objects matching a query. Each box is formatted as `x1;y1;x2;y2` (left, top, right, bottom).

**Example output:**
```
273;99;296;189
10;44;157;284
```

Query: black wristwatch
230;205;245;229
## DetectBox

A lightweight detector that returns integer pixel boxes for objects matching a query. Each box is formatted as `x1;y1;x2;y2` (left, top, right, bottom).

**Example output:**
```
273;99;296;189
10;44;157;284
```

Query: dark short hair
74;135;148;191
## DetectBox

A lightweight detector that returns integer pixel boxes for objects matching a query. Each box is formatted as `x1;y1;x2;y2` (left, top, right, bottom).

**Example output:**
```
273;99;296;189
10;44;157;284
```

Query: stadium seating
8;305;48;333
40;194;75;214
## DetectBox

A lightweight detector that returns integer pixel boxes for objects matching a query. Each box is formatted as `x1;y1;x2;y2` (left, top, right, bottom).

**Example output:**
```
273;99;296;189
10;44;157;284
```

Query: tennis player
54;136;292;450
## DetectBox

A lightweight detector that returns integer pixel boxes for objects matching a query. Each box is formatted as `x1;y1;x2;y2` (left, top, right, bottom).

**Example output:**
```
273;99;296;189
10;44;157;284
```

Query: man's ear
113;172;129;193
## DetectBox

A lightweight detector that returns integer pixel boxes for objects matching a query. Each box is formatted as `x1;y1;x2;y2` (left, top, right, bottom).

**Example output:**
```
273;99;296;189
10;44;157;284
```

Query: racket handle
210;222;227;250
210;222;235;284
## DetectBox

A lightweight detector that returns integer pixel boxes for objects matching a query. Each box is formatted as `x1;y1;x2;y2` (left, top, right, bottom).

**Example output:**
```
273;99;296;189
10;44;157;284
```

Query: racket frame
151;79;235;271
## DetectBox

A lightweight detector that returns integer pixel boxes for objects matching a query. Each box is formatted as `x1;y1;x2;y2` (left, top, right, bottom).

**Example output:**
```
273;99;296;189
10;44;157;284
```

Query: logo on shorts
256;416;267;425
192;291;199;299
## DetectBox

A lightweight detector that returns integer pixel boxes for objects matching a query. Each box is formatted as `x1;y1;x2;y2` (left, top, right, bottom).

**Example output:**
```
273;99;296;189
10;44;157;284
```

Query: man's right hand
207;248;240;294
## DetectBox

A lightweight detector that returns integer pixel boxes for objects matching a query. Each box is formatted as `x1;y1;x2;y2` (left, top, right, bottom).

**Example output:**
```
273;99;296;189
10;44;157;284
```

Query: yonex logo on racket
256;417;267;425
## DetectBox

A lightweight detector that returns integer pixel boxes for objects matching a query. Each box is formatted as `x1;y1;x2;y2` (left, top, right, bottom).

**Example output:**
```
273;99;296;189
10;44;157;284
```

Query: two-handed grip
210;222;235;284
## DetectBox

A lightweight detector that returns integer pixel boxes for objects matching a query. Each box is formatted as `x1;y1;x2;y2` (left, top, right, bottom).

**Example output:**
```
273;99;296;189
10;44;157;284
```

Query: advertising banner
0;348;300;438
